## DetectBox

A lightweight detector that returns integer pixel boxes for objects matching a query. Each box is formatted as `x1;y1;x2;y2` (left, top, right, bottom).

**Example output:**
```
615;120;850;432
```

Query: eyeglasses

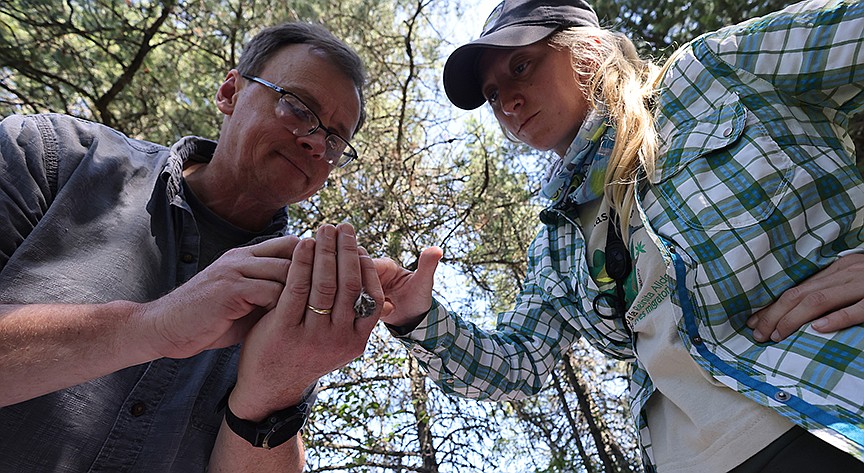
241;74;358;168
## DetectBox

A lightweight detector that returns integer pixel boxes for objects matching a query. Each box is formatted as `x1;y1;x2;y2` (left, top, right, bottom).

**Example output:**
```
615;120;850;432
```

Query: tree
6;0;855;472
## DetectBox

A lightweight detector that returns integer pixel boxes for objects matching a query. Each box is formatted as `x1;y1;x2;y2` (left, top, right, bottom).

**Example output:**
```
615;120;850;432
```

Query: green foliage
593;0;797;57
10;0;858;472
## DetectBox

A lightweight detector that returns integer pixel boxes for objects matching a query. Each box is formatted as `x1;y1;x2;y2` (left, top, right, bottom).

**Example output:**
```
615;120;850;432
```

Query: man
0;22;382;472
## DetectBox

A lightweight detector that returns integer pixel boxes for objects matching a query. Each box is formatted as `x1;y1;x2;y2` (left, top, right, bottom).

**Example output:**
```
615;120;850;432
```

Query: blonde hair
548;27;663;231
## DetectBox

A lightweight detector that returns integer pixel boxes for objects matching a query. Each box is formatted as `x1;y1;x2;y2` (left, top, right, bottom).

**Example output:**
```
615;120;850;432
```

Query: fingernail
770;330;781;342
340;224;355;237
753;329;765;341
317;225;335;239
746;316;757;328
811;319;826;331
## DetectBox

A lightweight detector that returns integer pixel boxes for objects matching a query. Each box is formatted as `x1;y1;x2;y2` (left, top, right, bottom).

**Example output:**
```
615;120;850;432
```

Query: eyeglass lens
276;95;352;166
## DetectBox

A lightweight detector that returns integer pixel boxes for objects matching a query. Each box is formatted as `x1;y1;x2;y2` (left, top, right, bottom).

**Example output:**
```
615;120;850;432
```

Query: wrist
108;300;160;363
228;381;318;422
385;299;437;336
220;383;317;449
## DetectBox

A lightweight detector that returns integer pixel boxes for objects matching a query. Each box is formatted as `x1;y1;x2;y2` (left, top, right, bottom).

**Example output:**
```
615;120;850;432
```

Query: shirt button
722;127;733;137
130;402;146;417
181;253;195;264
774;391;791;402
691;336;703;345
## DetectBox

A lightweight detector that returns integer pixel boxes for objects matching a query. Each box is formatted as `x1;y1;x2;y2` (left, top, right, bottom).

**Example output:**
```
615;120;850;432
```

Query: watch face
262;414;307;449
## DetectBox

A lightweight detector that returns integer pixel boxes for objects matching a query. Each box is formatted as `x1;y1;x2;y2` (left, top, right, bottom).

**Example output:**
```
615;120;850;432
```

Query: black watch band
219;385;314;449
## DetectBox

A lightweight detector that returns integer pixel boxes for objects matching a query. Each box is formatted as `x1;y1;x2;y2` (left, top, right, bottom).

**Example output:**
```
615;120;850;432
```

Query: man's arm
208;223;383;472
0;236;298;407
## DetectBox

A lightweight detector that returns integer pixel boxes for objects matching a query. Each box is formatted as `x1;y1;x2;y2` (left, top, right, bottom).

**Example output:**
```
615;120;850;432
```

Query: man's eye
513;62;528;75
486;90;499;105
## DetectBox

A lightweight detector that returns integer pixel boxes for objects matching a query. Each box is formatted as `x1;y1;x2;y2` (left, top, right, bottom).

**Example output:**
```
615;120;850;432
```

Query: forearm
207;386;313;473
396;299;572;402
0;300;156;406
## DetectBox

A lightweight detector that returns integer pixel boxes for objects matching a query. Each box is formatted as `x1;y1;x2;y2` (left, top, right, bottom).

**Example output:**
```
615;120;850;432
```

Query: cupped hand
140;235;299;360
372;246;442;328
230;223;384;418
747;253;864;342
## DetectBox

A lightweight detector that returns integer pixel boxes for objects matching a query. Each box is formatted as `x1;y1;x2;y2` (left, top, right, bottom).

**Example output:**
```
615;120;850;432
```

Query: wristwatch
219;385;315;449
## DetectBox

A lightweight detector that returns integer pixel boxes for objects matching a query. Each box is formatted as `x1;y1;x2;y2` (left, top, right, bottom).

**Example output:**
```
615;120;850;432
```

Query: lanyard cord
603;209;633;336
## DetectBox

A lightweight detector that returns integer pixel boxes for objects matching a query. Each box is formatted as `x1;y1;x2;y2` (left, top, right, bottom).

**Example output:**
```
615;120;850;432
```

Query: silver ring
306;304;332;315
353;290;376;319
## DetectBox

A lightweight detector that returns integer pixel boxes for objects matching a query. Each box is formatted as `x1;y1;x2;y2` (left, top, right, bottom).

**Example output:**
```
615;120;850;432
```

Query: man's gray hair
238;22;367;134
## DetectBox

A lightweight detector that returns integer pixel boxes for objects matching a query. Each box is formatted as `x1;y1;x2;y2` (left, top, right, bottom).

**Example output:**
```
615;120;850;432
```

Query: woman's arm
704;0;864;113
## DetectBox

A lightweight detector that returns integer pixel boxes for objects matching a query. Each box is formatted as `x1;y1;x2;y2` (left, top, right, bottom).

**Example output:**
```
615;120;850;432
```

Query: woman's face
478;40;590;156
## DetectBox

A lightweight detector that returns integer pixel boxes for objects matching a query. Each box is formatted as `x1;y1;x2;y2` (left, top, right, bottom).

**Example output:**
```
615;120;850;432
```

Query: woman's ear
216;70;241;115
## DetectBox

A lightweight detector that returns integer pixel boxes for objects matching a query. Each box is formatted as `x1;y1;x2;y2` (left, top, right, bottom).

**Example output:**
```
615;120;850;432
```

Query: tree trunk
551;369;597;473
409;357;439;473
562;352;630;473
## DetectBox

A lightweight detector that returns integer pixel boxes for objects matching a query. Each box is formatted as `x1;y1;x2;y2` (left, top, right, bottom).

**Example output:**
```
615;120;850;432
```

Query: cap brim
443;24;559;110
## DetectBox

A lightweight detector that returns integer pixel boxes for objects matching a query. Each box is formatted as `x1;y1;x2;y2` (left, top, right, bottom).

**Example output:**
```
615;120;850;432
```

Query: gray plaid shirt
397;0;864;468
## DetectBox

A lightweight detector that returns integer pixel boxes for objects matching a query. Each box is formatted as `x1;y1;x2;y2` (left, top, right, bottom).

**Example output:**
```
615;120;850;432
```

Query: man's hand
747;253;864;342
229;223;384;418
138;236;300;360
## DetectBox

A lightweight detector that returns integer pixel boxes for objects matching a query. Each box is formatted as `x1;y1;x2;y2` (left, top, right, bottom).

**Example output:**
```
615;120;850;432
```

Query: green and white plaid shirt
397;0;864;468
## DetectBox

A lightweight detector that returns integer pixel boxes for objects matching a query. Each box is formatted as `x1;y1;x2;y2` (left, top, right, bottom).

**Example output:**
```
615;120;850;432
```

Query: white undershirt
577;198;793;472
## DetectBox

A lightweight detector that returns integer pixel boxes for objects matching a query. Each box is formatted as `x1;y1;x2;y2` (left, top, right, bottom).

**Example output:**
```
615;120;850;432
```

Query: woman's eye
513;62;528;75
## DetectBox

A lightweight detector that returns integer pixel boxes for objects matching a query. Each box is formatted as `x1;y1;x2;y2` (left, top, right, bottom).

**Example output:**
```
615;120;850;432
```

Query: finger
247;235;301;259
372;257;401;286
277;238;316;327
231;256;293;285
306;225;338;325
748;274;841;341
354;247;383;334
757;284;861;342
380;300;395;319
811;301;864;333
749;254;864;341
227;278;287;314
332;223;362;327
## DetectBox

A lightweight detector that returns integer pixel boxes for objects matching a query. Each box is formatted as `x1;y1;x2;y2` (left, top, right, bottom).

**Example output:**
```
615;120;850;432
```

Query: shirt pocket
650;93;795;231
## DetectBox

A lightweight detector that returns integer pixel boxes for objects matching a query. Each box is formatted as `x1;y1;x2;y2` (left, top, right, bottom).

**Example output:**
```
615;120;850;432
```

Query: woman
375;0;864;471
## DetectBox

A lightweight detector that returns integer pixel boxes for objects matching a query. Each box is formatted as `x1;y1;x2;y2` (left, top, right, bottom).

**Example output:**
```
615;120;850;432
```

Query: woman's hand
373;246;443;329
747;253;864;342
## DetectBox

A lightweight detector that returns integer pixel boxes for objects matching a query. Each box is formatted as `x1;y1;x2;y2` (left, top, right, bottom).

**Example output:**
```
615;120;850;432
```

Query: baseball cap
443;0;599;110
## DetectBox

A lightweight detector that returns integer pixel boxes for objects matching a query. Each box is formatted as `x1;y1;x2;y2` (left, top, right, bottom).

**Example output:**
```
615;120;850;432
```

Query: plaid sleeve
395;226;590;401
703;0;864;114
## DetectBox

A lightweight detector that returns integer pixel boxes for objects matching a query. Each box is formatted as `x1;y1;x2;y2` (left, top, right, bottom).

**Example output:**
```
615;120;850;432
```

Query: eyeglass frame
240;73;359;168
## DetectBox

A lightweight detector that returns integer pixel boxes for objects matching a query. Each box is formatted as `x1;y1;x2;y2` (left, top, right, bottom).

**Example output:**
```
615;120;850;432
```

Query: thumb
415;247;443;287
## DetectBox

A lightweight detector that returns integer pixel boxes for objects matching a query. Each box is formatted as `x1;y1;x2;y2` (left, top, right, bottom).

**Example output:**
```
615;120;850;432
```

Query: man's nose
295;129;328;160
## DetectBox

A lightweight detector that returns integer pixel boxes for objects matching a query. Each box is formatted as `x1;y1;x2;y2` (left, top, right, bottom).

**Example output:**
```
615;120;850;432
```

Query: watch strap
218;384;315;449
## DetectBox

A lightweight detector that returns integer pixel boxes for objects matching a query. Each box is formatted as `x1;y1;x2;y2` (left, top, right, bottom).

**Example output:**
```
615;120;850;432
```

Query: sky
447;0;502;47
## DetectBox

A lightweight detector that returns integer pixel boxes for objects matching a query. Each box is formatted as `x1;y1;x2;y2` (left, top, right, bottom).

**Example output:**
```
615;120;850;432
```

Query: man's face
219;43;362;207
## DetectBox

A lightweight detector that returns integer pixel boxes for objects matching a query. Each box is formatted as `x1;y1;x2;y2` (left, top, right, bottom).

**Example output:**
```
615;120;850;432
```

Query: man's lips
277;151;309;179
